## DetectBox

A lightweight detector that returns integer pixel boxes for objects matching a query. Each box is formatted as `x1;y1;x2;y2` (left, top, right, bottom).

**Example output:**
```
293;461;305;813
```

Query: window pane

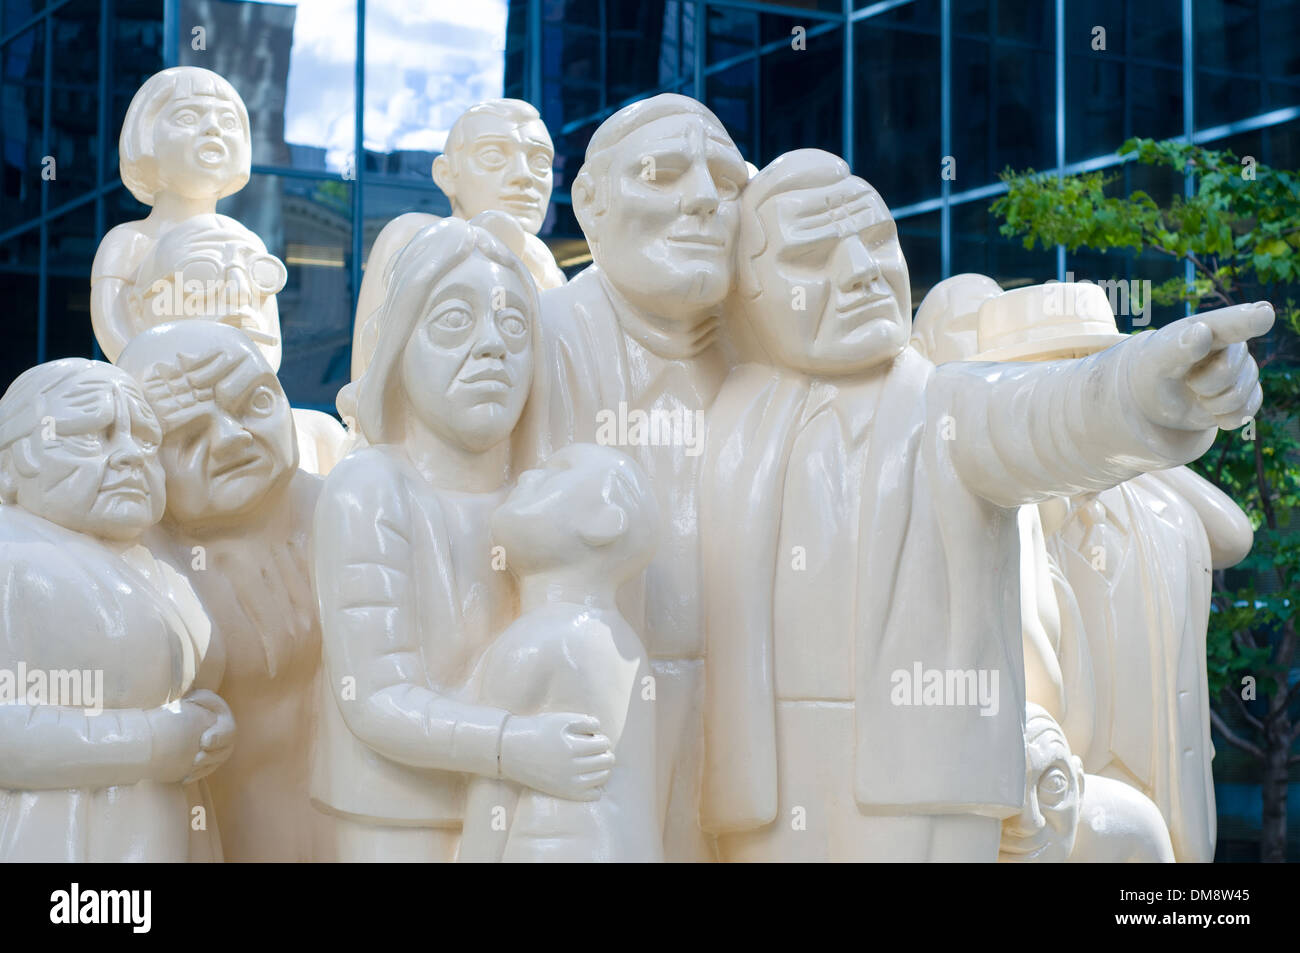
46;202;98;361
896;211;942;313
179;0;357;175
50;0;101;202
952;197;1056;289
365;0;508;183
1;25;44;232
217;173;355;409
856;21;939;205
761;22;841;165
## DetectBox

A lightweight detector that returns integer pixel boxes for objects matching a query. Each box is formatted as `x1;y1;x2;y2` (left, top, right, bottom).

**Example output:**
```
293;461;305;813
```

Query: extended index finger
1198;302;1275;348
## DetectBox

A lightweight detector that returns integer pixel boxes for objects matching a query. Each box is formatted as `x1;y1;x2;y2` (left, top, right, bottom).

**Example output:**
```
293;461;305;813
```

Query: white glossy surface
1000;705;1174;863
118;322;330;861
0;359;231;861
918;280;1257;863
701;149;1268;862
9;72;1275;862
349;100;565;388
311;218;617;862
461;444;660;862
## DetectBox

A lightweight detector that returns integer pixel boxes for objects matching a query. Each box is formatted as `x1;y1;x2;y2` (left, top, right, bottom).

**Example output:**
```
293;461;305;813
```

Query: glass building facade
1;0;1299;857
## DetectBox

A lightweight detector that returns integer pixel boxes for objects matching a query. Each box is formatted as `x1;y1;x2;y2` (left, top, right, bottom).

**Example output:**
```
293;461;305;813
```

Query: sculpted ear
431;154;455;200
577;501;627;548
572;169;603;248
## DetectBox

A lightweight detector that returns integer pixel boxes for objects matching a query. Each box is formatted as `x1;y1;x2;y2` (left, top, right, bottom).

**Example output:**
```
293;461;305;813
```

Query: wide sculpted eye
170;107;199;126
529;151;552;173
435;307;473;331
497;309;527;337
1038;766;1071;806
247;385;277;417
476;147;506;169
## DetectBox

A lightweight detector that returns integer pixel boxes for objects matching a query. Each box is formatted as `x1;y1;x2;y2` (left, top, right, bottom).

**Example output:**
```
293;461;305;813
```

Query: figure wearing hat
702;149;1268;862
917;279;1254;863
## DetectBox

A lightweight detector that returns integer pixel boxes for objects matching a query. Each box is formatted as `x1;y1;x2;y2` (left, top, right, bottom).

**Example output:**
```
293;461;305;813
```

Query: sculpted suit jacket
700;345;1218;832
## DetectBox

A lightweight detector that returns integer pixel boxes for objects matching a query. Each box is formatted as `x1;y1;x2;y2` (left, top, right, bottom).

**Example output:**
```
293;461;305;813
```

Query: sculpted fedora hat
971;282;1130;362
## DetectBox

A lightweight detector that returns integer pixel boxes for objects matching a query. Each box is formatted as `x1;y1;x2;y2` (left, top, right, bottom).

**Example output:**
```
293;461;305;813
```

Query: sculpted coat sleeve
312;462;508;778
0;560;193;790
939;343;1219;506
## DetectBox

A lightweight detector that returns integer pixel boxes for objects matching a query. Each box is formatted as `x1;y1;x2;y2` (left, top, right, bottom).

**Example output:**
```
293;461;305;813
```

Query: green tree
991;137;1300;862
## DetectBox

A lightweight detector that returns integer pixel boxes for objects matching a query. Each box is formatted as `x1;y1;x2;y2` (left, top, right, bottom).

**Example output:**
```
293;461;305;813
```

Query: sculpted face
746;177;910;375
401;253;533;453
152;93;251;199
134;224;287;369
999;722;1083;863
443;111;554;234
143;345;295;527
588;113;747;317
12;372;165;541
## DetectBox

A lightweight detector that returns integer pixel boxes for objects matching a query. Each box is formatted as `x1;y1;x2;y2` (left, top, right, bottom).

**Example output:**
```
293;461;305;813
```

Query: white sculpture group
0;67;1271;863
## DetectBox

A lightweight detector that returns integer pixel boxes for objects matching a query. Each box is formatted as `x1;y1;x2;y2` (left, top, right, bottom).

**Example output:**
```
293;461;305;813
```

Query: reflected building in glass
1;0;1299;857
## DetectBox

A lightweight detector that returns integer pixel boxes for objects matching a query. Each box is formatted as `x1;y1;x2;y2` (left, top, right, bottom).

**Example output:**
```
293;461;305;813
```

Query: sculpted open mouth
196;140;228;165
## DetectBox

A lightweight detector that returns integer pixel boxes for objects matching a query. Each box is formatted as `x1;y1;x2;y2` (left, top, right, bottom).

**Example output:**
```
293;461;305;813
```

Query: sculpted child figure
118;322;328;862
350;99;564;385
999;705;1174;863
461;444;659;863
312;218;613;862
97;66;346;475
92;67;255;363
0;359;232;861
702;149;1270;862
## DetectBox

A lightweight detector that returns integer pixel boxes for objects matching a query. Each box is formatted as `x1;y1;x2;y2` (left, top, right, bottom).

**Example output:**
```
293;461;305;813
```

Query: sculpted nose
680;163;719;217
473;316;507;360
107;442;145;469
211;412;251;452
1006;788;1046;836
506;150;531;185
836;236;877;293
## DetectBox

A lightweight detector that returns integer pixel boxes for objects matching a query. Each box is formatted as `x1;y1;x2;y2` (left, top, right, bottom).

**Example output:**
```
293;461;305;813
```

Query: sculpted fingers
1186;340;1248;397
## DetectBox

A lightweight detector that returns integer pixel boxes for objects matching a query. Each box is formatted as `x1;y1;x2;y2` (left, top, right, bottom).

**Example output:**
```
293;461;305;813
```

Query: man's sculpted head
128;214;287;370
118;322;296;530
909;273;1004;364
357;217;537;453
999;704;1085;864
736;149;911;376
0;359;165;541
433;100;554;235
573;94;748;320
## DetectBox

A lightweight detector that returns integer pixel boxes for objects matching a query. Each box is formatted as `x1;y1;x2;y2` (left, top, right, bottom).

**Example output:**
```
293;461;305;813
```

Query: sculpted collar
595;268;720;360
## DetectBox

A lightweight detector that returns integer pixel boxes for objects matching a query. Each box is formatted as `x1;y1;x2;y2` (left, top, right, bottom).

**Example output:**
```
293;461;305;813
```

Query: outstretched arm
947;303;1272;507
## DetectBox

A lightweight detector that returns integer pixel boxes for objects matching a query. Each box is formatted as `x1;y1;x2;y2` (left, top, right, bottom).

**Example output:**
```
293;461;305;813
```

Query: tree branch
1210;707;1265;759
1229;687;1266;733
